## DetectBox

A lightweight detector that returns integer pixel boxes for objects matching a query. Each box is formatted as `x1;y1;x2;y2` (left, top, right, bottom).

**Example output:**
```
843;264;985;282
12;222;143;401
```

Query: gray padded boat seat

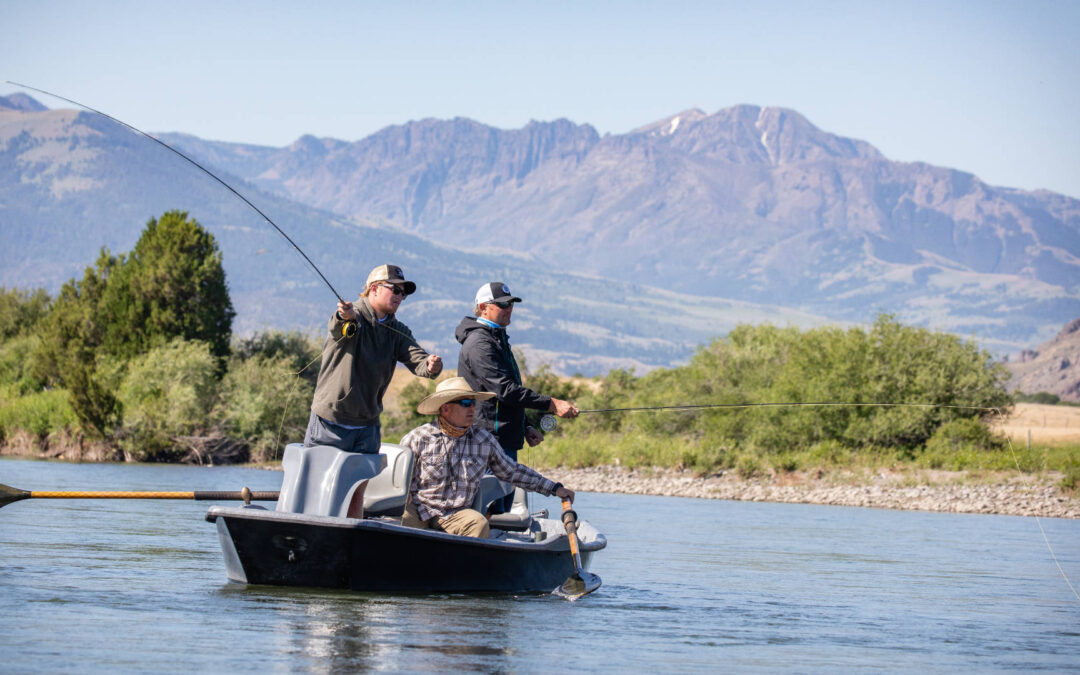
362;443;415;517
276;443;386;517
471;477;532;531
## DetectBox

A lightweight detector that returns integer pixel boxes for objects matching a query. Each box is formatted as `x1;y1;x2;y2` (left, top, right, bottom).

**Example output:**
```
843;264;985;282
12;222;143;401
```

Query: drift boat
205;443;606;594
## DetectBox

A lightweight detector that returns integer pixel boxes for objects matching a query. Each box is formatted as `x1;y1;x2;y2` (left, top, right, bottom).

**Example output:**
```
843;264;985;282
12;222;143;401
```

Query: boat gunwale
206;505;607;553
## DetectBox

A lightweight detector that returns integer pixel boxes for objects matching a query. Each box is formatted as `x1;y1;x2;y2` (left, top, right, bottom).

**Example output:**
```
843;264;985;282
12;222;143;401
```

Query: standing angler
305;264;443;453
455;282;578;512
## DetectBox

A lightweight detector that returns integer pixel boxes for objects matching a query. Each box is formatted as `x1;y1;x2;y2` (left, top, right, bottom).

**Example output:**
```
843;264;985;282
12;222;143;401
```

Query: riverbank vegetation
1;213;1076;490
0;212;317;463
383;320;1076;490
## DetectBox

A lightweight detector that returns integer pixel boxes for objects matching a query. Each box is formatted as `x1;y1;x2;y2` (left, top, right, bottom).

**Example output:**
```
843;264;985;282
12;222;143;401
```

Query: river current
1;457;1077;672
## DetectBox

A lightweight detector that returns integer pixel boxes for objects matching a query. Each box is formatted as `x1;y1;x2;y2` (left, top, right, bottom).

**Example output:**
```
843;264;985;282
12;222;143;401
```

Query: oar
552;498;602;601
0;483;279;509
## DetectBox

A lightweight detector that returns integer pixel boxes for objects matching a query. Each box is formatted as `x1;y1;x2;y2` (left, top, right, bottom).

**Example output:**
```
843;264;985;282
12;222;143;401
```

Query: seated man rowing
400;377;575;538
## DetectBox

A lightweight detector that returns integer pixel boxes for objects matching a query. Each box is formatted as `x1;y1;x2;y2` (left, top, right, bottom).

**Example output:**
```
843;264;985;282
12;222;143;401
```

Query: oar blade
553;570;602;601
0;483;31;509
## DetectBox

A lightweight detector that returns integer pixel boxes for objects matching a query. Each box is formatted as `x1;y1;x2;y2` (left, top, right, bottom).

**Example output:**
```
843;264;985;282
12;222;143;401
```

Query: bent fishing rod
9;81;347;306
9;81;430;344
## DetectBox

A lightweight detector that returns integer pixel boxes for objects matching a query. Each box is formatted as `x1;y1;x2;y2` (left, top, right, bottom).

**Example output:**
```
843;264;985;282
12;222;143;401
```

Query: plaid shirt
401;421;558;521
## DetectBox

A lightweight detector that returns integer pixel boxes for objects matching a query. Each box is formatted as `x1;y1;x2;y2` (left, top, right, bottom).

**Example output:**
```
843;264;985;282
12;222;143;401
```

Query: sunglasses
379;284;405;297
452;398;476;408
490;301;514;309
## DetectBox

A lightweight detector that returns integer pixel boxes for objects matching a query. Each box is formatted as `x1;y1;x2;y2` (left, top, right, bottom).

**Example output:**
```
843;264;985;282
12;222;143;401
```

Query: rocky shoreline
539;465;1080;519
4;434;1076;519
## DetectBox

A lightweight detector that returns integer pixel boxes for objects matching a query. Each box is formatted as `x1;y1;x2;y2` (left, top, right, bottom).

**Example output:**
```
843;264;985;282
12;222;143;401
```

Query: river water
1;457;1078;673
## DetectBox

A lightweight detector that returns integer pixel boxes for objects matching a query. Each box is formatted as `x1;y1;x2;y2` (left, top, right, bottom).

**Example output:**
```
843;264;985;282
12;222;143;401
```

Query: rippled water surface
1;457;1078;672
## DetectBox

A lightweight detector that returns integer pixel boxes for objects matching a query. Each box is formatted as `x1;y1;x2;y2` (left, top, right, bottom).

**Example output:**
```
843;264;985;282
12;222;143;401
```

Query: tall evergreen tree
34;250;122;436
33;211;235;437
102;210;234;361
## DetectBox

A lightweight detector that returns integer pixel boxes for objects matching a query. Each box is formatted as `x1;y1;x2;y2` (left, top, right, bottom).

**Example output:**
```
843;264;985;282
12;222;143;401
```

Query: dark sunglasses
490;301;514;309
452;398;476;408
379;284;405;296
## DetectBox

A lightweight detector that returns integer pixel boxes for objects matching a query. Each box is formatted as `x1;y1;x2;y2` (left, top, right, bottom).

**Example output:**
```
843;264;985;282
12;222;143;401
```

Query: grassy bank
381;369;1079;493
527;431;1079;491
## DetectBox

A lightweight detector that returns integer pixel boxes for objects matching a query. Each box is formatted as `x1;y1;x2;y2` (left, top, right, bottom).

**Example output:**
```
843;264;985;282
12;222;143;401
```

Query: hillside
1006;318;1080;400
5;92;1080;360
161;106;1080;350
0;99;829;375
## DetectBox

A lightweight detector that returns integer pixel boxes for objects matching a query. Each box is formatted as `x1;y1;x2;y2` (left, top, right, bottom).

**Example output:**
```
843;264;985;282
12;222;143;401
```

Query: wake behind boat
206;443;606;594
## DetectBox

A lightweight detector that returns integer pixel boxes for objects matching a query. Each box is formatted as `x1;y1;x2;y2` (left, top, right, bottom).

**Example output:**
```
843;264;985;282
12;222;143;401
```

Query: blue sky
3;0;1078;197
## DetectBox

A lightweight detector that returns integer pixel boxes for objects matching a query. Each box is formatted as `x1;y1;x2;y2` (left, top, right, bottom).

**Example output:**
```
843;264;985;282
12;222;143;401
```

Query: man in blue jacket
455;282;579;475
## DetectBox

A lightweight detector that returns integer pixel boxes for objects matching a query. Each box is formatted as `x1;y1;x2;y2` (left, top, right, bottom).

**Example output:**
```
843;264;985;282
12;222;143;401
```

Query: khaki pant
402;499;490;538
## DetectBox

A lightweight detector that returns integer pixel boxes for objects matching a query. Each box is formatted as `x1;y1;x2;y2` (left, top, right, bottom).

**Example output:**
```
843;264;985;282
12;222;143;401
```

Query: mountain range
159;105;1080;349
2;93;1079;374
0;96;825;375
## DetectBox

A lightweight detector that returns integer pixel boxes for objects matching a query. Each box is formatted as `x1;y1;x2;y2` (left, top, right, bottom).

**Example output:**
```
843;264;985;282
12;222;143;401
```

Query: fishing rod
537;401;1006;431
8;81;437;345
7;81;348;302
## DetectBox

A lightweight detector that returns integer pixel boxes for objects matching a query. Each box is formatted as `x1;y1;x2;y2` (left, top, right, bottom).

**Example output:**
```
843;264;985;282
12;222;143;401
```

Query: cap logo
501;284;510;295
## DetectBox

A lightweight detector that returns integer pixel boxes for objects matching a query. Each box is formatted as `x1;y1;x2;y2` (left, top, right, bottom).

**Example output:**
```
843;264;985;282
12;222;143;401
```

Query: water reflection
221;586;523;670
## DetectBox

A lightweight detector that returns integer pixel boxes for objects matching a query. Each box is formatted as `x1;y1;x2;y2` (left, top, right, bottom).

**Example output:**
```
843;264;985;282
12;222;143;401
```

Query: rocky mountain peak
631;108;708;136
750;105;883;164
1058;318;1080;338
0;93;48;112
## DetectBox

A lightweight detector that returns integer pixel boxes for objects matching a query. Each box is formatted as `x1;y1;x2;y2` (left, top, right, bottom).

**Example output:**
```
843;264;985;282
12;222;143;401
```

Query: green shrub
0;287;50;341
116;339;219;460
215;352;314;461
535;315;1011;471
925;417;1006;454
382;378;439;443
735;453;763;478
0;334;47;396
1015;391;1062;405
1061;458;1080;491
232;331;321;387
0;388;77;439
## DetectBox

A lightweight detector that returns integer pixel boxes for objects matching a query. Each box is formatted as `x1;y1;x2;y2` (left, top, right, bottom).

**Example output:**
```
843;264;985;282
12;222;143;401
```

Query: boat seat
275;443;386;517
471;477;532;531
362;443;414;517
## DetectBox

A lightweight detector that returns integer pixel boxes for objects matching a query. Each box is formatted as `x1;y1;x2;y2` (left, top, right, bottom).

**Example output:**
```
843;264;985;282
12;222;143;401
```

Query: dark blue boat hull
207;506;604;593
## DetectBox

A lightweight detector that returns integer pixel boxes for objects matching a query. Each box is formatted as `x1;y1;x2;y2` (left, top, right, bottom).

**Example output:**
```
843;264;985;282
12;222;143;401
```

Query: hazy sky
3;0;1078;197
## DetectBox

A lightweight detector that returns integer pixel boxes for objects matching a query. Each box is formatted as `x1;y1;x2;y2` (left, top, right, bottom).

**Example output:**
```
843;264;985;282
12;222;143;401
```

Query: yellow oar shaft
30;491;196;499
0;483;279;508
561;499;583;560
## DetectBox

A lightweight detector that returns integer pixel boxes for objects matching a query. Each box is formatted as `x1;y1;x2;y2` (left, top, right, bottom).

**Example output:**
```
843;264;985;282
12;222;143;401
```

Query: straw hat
417;377;496;415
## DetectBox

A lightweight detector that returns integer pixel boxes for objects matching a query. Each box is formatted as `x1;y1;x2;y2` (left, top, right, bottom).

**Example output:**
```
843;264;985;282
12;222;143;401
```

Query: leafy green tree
30;212;235;439
101;210;235;363
0;287;51;341
32;250;122;436
538;315;1013;472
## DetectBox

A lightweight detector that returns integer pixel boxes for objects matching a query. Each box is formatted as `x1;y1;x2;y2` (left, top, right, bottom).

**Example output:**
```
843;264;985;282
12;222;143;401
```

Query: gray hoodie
310;296;434;426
